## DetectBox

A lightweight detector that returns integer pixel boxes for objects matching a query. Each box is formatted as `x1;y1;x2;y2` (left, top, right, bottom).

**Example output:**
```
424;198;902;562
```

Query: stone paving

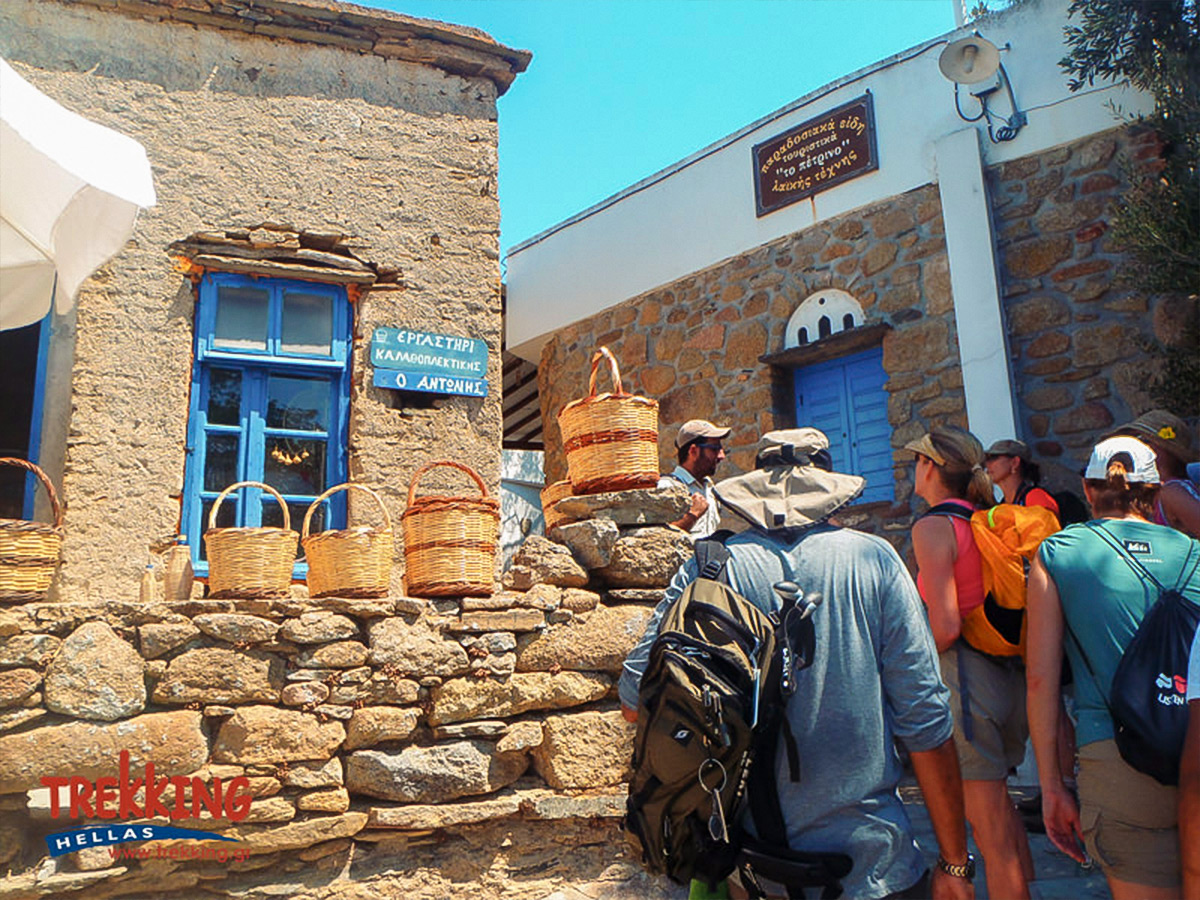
539;782;1111;900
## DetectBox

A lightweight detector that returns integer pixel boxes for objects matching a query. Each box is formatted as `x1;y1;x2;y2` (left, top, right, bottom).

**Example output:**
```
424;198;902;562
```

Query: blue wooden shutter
793;346;891;504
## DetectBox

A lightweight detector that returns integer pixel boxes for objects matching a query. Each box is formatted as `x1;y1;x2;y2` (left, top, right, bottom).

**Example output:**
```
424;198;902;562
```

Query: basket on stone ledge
302;482;393;599
0;458;64;602
204;481;298;599
557;346;659;494
402;460;499;598
540;479;574;533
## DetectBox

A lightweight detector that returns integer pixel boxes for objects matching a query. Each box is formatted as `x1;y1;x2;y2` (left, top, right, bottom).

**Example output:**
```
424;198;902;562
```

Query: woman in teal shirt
1027;435;1200;900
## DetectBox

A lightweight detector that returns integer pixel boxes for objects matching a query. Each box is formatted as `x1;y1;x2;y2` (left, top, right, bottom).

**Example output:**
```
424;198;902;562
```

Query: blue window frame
793;346;892;504
182;273;352;575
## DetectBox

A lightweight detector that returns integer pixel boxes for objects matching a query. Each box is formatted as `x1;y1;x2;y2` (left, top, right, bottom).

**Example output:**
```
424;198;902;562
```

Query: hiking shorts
939;642;1027;781
1078;739;1180;889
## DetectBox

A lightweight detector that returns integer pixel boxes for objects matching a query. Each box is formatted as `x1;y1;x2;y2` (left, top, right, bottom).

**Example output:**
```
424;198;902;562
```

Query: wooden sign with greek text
752;94;879;216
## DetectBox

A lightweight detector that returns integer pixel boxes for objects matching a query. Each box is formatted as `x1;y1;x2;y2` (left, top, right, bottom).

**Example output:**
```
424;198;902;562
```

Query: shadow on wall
500;448;545;567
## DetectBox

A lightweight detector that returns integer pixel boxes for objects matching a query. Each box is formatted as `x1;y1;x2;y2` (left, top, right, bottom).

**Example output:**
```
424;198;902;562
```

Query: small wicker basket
402;461;499;598
205;481;298;599
302;483;394;599
557;346;660;494
540;479;575;533
0;458;63;602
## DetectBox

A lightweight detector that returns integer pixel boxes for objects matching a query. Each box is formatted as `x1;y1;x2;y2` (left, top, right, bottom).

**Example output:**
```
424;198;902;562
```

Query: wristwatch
936;853;976;881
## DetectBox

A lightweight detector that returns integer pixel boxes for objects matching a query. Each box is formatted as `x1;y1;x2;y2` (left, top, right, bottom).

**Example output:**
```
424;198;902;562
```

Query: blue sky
374;1;959;257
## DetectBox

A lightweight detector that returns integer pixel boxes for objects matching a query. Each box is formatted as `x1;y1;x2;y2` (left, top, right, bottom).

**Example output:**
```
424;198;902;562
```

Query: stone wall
537;125;1183;550
538;182;962;550
991;126;1196;490
0;0;516;604
0;485;692;898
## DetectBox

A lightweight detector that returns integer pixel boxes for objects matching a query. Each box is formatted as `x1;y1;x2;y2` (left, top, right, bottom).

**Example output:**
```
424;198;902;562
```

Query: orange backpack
927;503;1060;657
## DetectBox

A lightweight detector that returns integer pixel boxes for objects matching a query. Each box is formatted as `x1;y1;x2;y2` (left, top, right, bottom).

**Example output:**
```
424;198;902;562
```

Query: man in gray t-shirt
620;429;974;900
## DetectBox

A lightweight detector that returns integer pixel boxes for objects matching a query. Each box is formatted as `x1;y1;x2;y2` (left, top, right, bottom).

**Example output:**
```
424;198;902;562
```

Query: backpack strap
923;501;973;522
694;533;733;583
1014;482;1032;506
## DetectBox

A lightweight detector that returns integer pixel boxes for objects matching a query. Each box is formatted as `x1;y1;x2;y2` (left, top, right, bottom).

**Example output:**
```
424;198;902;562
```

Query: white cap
1083;436;1160;483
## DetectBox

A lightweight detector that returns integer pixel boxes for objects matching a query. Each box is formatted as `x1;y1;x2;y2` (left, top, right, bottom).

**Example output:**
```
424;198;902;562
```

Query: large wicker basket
557;346;659;494
540;479;575;533
402;461;499;598
205;481;298;599
302;483;394;599
0;458;63;602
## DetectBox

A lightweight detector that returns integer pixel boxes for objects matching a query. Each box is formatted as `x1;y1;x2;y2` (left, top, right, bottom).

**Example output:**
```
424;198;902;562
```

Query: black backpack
624;537;852;898
1069;524;1200;785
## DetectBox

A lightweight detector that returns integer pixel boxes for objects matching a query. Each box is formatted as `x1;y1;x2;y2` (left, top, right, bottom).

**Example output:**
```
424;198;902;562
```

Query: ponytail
927;426;996;509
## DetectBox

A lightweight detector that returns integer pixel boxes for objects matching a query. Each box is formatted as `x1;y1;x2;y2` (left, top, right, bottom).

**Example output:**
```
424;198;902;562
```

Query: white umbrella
0;57;156;331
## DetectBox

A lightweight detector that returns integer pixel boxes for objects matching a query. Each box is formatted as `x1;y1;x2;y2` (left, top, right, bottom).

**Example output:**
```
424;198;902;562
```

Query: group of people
619;411;1200;899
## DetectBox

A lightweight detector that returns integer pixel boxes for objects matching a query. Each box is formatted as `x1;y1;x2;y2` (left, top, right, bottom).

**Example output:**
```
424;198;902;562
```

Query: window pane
207;369;241;425
213;285;269;351
281;292;333;355
265;438;326;495
198;497;237;562
204;434;240;491
267;375;329;431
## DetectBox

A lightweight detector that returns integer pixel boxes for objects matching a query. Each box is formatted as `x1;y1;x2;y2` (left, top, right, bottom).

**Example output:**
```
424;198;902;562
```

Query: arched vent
784;289;865;349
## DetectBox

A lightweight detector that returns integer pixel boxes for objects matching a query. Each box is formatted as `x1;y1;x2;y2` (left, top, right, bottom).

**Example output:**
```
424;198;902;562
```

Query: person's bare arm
1181;698;1200;900
909;739;974;900
1161;481;1200;539
1025;553;1085;863
912;516;961;652
668;492;707;532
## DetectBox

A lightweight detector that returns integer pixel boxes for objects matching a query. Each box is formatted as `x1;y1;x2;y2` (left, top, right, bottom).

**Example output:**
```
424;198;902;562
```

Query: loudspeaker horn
938;35;1001;85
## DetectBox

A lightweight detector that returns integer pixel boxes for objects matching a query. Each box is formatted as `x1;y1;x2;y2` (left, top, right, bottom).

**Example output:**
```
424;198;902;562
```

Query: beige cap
902;433;947;466
675;419;731;449
984;439;1031;461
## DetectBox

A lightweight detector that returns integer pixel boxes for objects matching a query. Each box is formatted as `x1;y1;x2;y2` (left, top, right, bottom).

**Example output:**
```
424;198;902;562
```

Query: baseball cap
1083;436;1160;483
984;439;1031;460
675;419;731;448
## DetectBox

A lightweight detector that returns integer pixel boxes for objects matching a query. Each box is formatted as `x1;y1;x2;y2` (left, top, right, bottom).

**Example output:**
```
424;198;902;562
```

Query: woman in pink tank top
907;426;1034;900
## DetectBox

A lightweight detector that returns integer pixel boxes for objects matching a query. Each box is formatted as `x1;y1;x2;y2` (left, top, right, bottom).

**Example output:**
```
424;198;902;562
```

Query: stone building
506;0;1193;547
0;4;702;899
0;0;528;602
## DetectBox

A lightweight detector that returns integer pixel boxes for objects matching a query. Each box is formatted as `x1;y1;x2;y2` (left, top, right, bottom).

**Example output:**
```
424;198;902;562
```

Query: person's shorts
939;642;1027;780
1078;739;1180;889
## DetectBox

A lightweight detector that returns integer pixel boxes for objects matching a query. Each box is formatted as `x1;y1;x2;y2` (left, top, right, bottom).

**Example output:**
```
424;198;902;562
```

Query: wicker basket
302;483;394;599
557;346;660;494
205;481;298;599
0;458;63;602
540;479;575;533
402;461;499;598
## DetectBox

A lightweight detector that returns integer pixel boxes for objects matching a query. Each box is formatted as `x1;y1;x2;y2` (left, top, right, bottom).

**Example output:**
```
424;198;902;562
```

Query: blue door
793;347;892;504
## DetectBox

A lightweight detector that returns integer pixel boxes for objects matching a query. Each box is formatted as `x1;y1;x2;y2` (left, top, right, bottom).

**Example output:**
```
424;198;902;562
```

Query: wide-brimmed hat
713;428;864;531
1083;436;1160;483
1108;409;1196;465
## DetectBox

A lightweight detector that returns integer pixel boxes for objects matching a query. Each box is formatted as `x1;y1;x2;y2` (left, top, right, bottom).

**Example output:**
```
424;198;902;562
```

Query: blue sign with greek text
371;328;488;378
373;369;489;398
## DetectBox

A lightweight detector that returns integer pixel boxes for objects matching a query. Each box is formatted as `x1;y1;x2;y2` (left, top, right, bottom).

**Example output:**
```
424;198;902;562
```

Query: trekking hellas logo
41;750;252;859
1155;672;1187;707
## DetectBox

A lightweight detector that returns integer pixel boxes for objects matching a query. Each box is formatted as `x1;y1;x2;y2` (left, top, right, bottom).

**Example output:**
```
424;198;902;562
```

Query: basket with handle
557;346;660;494
204;481;298;599
0;458;64;602
302;482;394;599
402;461;499;598
540;479;575;533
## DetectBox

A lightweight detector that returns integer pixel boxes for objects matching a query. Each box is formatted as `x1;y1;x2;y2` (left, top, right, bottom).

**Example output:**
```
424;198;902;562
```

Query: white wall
505;0;1150;362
